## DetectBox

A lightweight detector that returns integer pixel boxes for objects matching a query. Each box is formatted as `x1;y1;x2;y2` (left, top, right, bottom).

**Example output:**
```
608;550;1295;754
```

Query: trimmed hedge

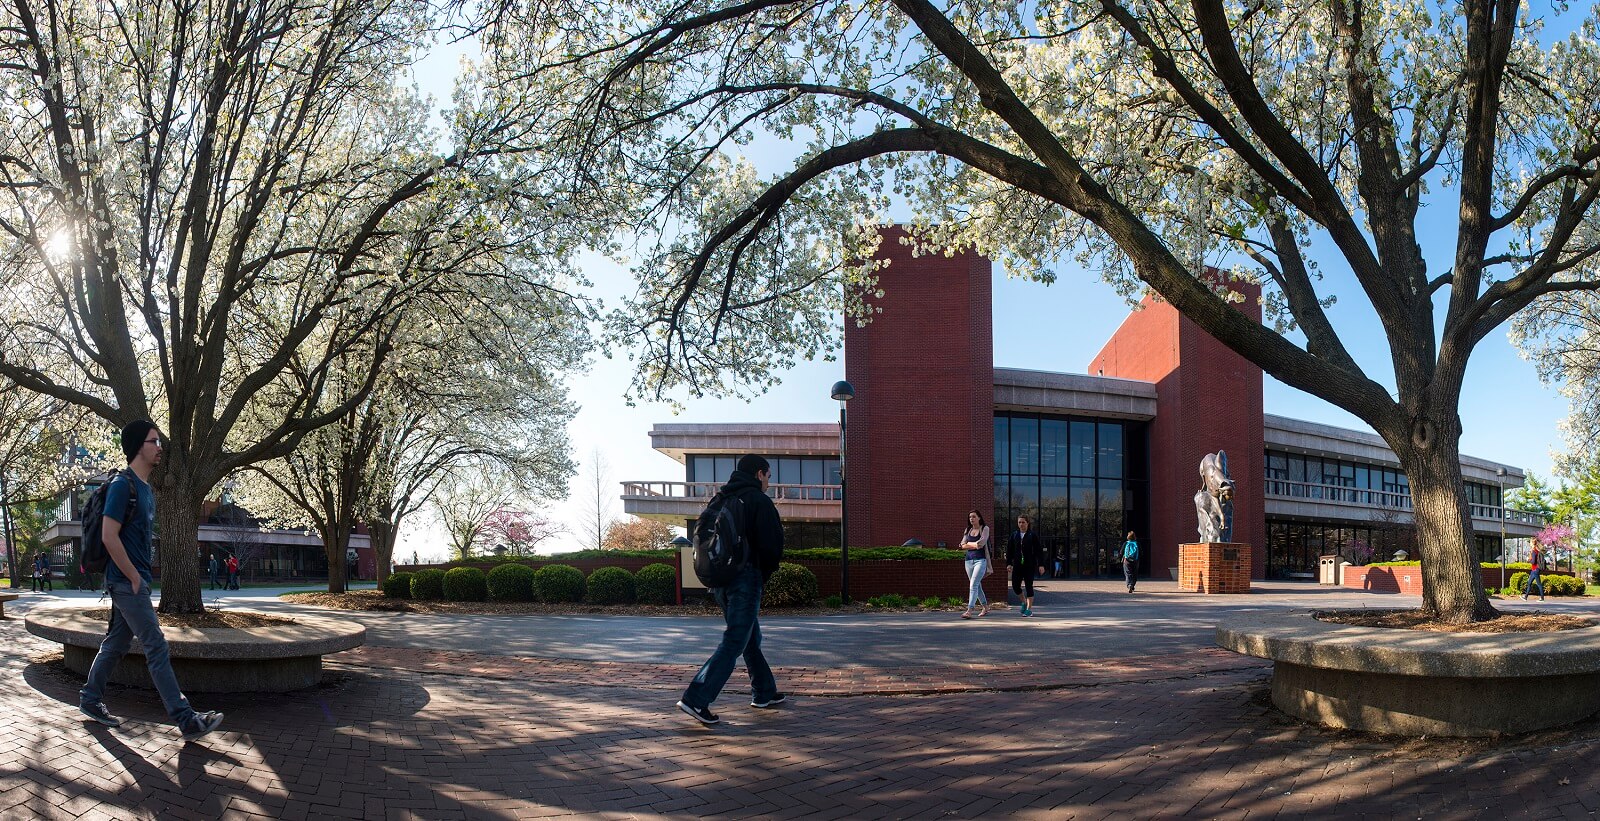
443;567;488;602
381;572;414;599
786;546;968;561
534;564;586;603
487;563;537;602
411;568;446;600
585;567;636;605
635;563;677;605
763;562;819;607
1506;571;1585;597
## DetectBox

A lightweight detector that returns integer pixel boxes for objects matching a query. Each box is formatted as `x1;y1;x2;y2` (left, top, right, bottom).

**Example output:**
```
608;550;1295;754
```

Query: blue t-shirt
102;472;156;585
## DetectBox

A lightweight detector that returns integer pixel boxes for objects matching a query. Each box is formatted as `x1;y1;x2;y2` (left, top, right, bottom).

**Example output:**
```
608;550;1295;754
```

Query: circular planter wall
26;607;365;693
1216;612;1600;736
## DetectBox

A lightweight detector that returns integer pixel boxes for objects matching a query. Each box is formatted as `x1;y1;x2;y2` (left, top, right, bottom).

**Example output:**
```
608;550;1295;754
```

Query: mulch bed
80;609;298;629
1315;608;1593;633
281;589;979;617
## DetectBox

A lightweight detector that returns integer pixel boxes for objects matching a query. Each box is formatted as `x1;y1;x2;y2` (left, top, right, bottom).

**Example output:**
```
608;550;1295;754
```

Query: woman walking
33;552;52;593
1122;531;1140;593
960;510;992;618
1008;515;1044;616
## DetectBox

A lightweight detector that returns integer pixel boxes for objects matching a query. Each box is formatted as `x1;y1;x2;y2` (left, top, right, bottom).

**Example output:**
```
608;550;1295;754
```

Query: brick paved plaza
3;581;1599;819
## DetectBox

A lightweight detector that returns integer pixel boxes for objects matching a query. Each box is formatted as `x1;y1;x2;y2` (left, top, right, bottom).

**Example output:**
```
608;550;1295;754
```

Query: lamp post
831;379;855;602
1497;467;1507;591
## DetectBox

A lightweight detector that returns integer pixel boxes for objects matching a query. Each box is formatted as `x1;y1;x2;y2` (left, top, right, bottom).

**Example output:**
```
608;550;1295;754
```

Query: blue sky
396;19;1575;560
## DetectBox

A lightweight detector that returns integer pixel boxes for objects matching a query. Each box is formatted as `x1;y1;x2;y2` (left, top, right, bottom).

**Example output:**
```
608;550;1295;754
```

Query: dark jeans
227;571;239;590
682;565;777;709
81;579;197;726
33;574;52;592
1123;560;1137;591
1525;567;1545;597
209;569;220;590
1011;563;1035;597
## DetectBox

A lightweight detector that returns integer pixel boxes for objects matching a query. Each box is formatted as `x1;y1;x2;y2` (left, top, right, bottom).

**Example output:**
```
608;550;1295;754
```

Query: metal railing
621;481;843;502
1265;478;1546;525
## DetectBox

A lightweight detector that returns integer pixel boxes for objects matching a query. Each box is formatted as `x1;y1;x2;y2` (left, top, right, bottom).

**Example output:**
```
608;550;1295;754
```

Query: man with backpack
677;454;786;725
78;420;224;740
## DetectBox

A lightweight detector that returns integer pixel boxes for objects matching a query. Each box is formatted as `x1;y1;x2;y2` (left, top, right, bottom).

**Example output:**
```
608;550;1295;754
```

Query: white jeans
965;559;989;609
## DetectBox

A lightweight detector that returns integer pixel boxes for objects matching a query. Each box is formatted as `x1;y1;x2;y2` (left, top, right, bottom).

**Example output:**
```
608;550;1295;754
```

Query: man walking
346;546;360;582
32;552;52;593
225;553;240;590
78;420;224;740
677;454;785;725
208;553;221;591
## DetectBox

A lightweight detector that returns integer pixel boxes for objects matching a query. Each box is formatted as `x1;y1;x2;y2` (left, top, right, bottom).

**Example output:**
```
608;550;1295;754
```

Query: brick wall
1089;279;1266;579
1177;543;1253;593
845;226;994;550
1342;565;1572;595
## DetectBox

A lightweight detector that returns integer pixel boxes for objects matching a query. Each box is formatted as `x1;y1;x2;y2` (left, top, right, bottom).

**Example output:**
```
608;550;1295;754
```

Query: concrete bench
25;607;365;692
1217;612;1600;736
0;592;17;617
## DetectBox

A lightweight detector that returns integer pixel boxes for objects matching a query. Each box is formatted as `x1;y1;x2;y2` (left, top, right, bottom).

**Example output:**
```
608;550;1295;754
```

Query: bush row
379;561;823;607
381;562;680;604
1502;572;1587;597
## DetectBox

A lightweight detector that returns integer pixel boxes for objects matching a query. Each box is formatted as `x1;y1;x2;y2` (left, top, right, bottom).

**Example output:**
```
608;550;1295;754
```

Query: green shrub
585;567;636;605
534;564;586;603
486;563;537;601
945;596;964;607
868;593;915;608
786;546;968;561
635;563;677;605
410;568;446;600
1505;571;1585;596
381;572;414;599
919;596;941;608
763;562;818;607
443;567;488;601
823;594;843;608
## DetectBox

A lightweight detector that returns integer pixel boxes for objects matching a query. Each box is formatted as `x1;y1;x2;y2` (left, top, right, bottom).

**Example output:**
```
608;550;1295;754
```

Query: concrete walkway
5;580;1600;818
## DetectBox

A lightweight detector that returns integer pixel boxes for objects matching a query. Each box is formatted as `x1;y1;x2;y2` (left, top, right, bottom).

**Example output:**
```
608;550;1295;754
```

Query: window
994;417;1009;474
1011;416;1039;475
1041;419;1069;476
1070;421;1096;476
1097;423;1123;479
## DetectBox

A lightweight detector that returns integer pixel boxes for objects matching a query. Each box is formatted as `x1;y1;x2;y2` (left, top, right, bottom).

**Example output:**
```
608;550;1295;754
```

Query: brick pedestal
1178;543;1252;594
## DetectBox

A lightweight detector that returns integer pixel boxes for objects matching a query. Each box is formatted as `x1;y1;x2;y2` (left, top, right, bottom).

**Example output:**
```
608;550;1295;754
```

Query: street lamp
1497;467;1507;591
831;379;855;602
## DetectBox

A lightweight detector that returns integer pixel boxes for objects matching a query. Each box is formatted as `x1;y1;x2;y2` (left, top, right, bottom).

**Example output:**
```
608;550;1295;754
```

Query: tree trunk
1392;421;1496;623
371;519;395;583
155;480;206;614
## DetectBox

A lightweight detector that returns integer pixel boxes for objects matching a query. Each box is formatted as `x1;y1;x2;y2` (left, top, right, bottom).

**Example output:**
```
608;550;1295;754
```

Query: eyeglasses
144;437;161;445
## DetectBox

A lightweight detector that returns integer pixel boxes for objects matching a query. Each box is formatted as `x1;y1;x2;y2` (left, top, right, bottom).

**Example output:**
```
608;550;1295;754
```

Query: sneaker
79;702;122;727
750;693;787;709
676;701;719;725
1021;607;1031;617
181;711;224;740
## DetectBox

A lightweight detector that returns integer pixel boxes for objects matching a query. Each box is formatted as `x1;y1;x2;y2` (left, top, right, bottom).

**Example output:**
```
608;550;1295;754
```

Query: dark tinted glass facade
994;413;1149;577
688;455;841;492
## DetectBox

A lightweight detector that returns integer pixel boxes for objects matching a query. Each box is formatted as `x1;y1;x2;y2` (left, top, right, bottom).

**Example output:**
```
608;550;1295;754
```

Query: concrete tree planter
1217;612;1600;736
25;607;365;693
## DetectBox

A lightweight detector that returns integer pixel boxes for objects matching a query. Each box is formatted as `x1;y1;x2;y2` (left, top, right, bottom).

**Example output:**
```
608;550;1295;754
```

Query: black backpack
692;493;749;587
79;470;136;575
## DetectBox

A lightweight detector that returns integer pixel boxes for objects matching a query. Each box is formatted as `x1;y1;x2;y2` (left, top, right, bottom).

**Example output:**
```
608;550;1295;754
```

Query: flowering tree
481;508;562;556
603;517;680;552
483;0;1600;622
0;0;587;612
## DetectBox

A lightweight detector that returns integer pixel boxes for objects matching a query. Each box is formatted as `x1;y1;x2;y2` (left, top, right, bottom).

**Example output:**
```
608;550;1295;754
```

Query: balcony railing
1265;478;1547;525
621;481;843;502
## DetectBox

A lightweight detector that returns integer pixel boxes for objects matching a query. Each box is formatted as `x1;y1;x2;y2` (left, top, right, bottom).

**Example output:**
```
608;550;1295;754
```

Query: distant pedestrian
1524;545;1546;601
960;510;992;619
33;552;52;593
1122;531;1140;593
208;554;221;590
1008;515;1044;617
677;454;786;725
225;553;240;590
79;419;224;739
346;546;360;581
1053;543;1067;579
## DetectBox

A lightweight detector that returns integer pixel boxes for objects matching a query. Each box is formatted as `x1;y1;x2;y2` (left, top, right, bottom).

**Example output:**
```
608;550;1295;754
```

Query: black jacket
1007;530;1043;569
717;470;785;580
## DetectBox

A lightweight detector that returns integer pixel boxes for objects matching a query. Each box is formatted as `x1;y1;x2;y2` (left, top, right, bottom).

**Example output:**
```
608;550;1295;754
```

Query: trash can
1319;555;1341;585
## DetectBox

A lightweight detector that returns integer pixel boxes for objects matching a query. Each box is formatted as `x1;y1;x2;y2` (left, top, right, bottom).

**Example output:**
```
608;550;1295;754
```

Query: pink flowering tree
480;509;562;557
1534;524;1577;572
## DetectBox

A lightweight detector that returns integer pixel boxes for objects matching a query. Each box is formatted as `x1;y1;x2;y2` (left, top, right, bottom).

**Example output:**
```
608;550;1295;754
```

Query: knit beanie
736;454;770;475
121;420;157;462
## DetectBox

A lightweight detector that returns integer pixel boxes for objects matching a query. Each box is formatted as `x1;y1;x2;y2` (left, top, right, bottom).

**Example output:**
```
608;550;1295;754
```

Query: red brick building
624;235;1542;580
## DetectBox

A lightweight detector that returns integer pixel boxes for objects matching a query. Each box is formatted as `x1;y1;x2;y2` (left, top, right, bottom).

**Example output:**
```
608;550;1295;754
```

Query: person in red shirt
225;554;240;590
1524;545;1546;602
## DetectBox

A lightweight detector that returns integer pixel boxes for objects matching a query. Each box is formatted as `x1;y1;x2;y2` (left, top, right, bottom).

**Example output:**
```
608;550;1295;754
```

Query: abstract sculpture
1194;451;1235;543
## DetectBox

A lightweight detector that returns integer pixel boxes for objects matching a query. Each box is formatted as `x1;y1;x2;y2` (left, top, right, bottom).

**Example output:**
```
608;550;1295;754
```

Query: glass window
1305;458;1322;485
826;459;841;486
1287;455;1304;482
802;460;824;499
715;456;736;483
775;458;799;485
994;417;1009;475
692;456;715;483
1040;477;1069;541
1267;451;1288;480
1339;462;1356;487
1070;421;1096;476
1011;416;1039;475
1097;423;1123;479
994;477;1010;529
1355;467;1370;490
1041;419;1069;476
